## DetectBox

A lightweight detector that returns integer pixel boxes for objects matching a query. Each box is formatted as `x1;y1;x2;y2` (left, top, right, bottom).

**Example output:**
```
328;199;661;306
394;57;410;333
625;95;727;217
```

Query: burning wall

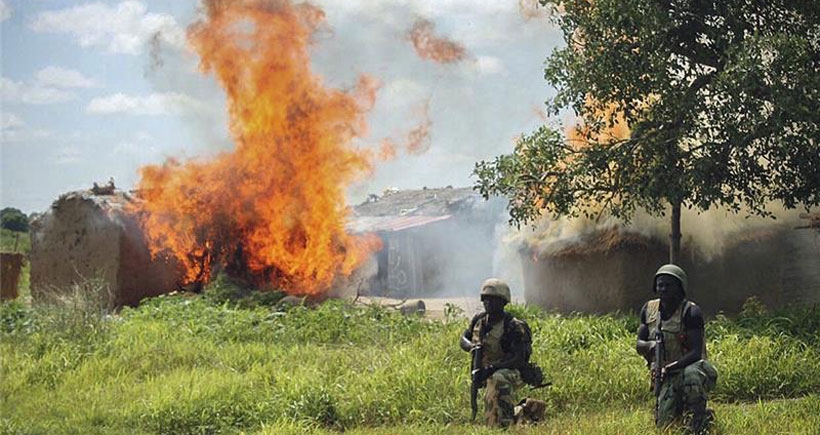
30;191;183;307
522;227;820;314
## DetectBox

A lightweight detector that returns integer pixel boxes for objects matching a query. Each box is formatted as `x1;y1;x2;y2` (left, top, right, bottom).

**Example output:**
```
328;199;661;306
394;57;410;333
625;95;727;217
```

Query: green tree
0;207;29;232
475;0;820;263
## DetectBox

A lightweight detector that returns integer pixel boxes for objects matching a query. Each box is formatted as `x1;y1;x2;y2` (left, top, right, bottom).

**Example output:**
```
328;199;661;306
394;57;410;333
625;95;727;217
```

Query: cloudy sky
1;0;563;213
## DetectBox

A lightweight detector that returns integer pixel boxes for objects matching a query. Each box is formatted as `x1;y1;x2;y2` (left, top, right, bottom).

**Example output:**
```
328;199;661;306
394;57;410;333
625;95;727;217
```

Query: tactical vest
472;316;506;366
470;312;530;367
646;298;707;363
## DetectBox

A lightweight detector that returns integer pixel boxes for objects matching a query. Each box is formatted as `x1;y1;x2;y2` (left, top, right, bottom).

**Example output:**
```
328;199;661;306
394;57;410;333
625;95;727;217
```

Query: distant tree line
1;207;30;232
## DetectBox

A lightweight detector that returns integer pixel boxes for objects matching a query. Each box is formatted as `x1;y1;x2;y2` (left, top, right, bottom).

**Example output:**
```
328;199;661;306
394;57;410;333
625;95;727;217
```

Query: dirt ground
354;295;524;320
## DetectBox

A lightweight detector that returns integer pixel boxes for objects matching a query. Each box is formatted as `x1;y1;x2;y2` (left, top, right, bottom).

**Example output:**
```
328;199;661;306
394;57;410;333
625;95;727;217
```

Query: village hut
29;188;183;308
522;224;820;315
347;187;506;298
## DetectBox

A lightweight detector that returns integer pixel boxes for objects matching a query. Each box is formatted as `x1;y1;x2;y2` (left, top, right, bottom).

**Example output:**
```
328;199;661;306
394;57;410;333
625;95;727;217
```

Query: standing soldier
459;278;532;427
636;265;718;434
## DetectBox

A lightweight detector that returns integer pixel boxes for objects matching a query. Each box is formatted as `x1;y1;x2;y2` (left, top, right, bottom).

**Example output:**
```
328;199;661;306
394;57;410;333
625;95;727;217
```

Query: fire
407;18;467;64
566;97;631;148
133;0;381;295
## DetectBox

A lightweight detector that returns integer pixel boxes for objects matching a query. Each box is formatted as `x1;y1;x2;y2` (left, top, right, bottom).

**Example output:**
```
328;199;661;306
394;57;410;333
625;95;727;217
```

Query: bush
202;274;285;309
0;207;29;233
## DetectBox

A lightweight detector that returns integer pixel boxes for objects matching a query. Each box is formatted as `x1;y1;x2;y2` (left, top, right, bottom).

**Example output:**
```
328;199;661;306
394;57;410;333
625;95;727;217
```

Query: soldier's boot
688;400;712;435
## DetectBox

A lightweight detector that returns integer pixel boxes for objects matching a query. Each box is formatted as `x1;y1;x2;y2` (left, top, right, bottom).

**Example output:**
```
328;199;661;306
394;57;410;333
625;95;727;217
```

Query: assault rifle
461;336;495;421
469;342;485;421
653;323;664;424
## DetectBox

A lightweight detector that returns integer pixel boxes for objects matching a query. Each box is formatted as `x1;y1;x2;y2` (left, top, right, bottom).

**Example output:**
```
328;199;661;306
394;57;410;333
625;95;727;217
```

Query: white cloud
1;112;53;144
35;66;96;88
87;92;205;115
379;78;426;109
0;0;11;22
1;76;75;105
1;112;24;130
473;56;507;75
54;146;83;165
112;131;162;158
29;1;185;55
324;0;514;18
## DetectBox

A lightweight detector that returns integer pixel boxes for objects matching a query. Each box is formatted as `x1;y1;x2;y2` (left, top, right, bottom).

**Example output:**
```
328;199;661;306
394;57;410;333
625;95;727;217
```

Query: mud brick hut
348;187;505;298
522;225;820;315
29;189;183;308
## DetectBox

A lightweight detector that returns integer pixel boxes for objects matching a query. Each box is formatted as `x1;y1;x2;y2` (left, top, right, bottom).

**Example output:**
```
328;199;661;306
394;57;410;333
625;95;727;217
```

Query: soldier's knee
682;363;704;380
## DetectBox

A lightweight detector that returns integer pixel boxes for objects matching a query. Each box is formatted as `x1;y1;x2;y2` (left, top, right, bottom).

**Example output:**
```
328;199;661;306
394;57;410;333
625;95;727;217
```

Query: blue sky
1;0;562;214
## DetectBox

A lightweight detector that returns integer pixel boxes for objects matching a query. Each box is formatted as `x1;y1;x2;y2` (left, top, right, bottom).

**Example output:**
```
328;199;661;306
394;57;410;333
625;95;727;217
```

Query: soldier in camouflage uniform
460;278;532;427
636;265;718;434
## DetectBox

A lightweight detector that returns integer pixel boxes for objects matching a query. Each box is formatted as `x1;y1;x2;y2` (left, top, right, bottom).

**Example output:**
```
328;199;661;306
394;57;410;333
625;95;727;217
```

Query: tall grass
0;228;29;254
1;289;818;434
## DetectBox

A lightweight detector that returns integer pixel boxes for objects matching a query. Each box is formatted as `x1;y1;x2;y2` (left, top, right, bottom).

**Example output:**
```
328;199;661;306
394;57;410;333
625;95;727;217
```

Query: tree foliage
0;207;29;233
475;0;820;229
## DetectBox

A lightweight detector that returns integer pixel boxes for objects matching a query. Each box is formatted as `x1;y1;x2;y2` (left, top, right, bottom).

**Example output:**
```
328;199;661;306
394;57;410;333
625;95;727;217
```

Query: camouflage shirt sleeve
503;317;531;352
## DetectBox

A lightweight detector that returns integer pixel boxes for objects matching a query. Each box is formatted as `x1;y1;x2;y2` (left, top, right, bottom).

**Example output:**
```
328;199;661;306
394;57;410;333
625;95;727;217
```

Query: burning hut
29;189;183;308
522;223;820;315
348;187;505;298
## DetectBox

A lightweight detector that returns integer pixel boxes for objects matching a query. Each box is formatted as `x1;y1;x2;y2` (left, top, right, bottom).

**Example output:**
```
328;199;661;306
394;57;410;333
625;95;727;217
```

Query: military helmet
653;264;688;295
480;278;511;303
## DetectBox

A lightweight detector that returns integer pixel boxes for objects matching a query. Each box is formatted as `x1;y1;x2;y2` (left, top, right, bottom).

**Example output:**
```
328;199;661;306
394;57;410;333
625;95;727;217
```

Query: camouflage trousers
656;359;718;427
484;368;523;427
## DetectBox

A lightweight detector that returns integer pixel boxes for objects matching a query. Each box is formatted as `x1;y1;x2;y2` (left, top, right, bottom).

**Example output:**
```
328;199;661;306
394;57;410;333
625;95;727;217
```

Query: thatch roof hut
522;226;820;314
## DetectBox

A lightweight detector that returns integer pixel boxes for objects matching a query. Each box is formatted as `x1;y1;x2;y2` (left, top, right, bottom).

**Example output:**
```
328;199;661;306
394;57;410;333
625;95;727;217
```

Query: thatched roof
530;227;666;259
352;186;481;217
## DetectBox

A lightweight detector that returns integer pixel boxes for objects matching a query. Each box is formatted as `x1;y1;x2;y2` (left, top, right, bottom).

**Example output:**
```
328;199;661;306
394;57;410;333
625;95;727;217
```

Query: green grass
1;288;819;435
0;228;29;254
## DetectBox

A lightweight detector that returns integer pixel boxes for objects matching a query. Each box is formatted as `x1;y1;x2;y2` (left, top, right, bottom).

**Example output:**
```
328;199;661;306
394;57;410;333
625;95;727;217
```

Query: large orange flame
133;0;381;295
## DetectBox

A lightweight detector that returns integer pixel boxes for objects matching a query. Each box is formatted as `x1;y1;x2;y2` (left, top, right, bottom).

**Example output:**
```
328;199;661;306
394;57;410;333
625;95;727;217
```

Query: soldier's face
482;295;506;314
655;275;683;303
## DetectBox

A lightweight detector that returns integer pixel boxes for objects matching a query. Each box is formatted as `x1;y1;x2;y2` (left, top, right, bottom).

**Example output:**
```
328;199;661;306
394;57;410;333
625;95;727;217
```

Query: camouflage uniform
646;298;718;427
469;312;529;427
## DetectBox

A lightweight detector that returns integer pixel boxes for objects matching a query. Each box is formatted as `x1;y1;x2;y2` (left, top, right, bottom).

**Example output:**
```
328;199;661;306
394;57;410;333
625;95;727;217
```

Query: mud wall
523;229;820;315
523;237;667;314
30;192;182;307
1;253;25;301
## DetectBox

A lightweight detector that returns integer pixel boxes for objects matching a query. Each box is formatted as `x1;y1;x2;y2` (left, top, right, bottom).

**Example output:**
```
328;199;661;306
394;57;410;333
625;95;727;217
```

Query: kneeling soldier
636;265;718;434
460;278;532;427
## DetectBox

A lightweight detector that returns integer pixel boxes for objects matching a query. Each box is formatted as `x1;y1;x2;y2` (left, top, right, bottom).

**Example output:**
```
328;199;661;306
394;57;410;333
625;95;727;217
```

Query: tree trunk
669;201;682;264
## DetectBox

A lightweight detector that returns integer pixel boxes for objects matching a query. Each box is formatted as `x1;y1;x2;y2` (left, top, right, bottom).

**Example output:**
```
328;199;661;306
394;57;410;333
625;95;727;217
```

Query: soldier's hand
664;361;681;374
479;365;495;382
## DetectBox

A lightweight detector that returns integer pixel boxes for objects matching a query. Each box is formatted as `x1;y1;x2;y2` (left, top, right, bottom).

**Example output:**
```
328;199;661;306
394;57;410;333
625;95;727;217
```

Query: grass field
0;229;29;255
1;279;819;435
